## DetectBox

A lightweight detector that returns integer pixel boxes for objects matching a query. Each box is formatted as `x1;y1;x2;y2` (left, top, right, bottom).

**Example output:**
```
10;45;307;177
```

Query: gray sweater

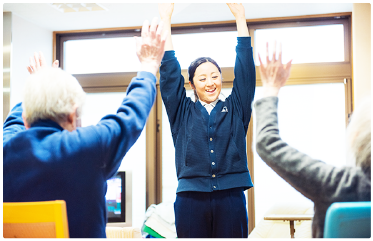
254;96;371;238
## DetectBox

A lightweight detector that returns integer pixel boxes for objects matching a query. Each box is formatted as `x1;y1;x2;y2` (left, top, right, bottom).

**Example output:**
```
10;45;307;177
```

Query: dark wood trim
156;85;163;204
146;103;157;209
53;32;57;63
350;12;355;111
73;72;136;89
82;86;127;93
246;116;255;234
52;12;352;35
345;78;354;127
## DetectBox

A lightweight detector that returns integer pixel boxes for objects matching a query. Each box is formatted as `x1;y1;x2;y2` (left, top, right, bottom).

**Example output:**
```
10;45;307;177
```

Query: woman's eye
199;78;206;81
212;76;218;79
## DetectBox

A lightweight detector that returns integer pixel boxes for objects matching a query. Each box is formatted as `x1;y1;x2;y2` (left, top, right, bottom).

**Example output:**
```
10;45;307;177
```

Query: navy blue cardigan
160;37;255;193
3;71;157;238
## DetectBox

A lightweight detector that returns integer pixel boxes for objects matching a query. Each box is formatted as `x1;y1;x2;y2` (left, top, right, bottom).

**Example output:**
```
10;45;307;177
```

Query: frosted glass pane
252;83;346;226
255;24;344;65
64;37;141;74
173;31;238;69
64;31;238;74
162;88;233;203
81;92;146;228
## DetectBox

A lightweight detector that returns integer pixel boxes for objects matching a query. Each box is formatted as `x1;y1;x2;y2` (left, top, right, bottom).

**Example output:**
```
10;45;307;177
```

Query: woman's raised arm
158;3;174;51
227;3;249;37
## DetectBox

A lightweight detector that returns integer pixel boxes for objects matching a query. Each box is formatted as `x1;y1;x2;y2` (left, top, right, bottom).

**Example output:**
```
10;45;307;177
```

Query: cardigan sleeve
228;37;256;128
78;71;157;179
254;96;369;203
159;51;192;141
3;103;26;144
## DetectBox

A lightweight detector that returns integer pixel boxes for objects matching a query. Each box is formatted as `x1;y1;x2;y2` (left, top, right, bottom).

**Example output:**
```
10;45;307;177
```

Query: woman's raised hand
227;3;248;37
258;42;292;97
135;17;167;76
158;3;174;20
227;3;246;19
27;52;59;74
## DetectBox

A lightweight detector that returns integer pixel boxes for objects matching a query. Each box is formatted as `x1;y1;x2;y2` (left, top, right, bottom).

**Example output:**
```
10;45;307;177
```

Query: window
252;83;346;226
254;24;345;65
64;37;140;74
172;31;238;69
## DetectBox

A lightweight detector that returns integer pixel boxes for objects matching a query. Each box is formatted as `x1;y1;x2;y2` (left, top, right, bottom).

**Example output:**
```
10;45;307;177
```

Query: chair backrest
324;201;371;238
3;200;69;238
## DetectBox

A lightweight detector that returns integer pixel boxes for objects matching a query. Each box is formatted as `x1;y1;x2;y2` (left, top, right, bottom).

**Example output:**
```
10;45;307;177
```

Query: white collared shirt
189;92;226;115
199;98;220;115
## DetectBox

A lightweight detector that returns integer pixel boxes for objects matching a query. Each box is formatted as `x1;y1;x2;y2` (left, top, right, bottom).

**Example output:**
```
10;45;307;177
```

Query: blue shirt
160;37;256;193
3;71;157;238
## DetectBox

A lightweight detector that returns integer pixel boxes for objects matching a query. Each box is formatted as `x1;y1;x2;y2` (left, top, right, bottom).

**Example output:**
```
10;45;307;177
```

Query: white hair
346;95;371;175
22;67;86;126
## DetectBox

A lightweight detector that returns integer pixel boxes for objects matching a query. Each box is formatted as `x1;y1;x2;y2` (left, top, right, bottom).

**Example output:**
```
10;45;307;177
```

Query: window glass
252;83;346;226
81;92;146;228
64;37;141;74
64;31;238;74
255;24;344;65
171;31;238;69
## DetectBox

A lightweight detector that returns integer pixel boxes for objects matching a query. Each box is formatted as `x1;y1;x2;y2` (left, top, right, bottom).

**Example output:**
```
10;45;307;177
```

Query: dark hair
188;57;221;85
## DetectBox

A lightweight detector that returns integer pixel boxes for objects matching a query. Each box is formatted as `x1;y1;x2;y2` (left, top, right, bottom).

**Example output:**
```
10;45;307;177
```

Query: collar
191;92;226;103
199;98;220;107
30;119;64;131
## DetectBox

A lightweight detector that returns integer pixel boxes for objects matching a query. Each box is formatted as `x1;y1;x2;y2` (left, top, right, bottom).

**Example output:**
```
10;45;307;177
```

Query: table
264;214;313;238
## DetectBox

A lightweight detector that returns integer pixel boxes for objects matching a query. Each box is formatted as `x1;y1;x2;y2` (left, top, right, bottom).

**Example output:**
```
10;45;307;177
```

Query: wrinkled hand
135;18;167;76
158;3;174;20
27;52;59;74
227;3;246;19
258;42;292;97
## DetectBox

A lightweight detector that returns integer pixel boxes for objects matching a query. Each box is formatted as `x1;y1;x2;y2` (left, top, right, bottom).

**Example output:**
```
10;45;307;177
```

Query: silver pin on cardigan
221;106;228;112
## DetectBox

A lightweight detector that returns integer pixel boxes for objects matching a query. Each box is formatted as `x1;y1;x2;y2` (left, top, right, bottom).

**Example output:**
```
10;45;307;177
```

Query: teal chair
324;202;371;238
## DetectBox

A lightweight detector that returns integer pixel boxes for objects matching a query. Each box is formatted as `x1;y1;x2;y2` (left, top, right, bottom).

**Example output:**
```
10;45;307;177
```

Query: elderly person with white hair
255;43;371;238
3;18;166;238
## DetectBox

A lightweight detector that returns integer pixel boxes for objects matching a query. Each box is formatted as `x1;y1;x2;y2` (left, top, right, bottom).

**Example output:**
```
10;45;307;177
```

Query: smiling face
190;62;222;104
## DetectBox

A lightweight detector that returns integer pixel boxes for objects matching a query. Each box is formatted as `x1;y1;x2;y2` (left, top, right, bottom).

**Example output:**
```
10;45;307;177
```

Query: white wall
352;3;371;108
10;13;53;108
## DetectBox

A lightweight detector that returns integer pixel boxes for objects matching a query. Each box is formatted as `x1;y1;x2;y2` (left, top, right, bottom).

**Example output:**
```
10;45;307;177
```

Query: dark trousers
174;188;248;238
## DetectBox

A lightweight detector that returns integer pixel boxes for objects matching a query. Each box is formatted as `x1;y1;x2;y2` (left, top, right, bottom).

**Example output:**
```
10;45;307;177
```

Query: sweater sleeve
86;71;157;179
254;96;367;203
228;37;256;128
3;103;26;144
159;51;191;140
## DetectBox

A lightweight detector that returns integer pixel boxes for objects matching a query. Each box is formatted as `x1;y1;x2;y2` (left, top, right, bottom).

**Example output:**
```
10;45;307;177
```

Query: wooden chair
3;200;69;238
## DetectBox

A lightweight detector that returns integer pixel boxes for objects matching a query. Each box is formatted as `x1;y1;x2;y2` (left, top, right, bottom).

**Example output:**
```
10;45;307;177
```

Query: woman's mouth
206;88;216;94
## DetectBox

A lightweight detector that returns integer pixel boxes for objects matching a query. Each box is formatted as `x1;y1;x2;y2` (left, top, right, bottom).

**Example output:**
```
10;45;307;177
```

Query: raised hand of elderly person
26;52;59;74
136;17;167;76
258;42;292;97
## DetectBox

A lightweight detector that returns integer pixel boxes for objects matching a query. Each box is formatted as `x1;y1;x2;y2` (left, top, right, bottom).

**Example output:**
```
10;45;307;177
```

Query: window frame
53;11;352;234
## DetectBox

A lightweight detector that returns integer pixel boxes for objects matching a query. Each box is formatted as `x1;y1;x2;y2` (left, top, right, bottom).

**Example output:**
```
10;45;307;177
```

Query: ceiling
3;3;353;31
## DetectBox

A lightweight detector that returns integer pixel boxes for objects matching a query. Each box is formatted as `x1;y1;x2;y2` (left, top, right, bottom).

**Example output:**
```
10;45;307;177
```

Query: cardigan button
210;138;213;141
213;186;216;189
211;150;214;153
212;174;216;178
212;162;215;165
